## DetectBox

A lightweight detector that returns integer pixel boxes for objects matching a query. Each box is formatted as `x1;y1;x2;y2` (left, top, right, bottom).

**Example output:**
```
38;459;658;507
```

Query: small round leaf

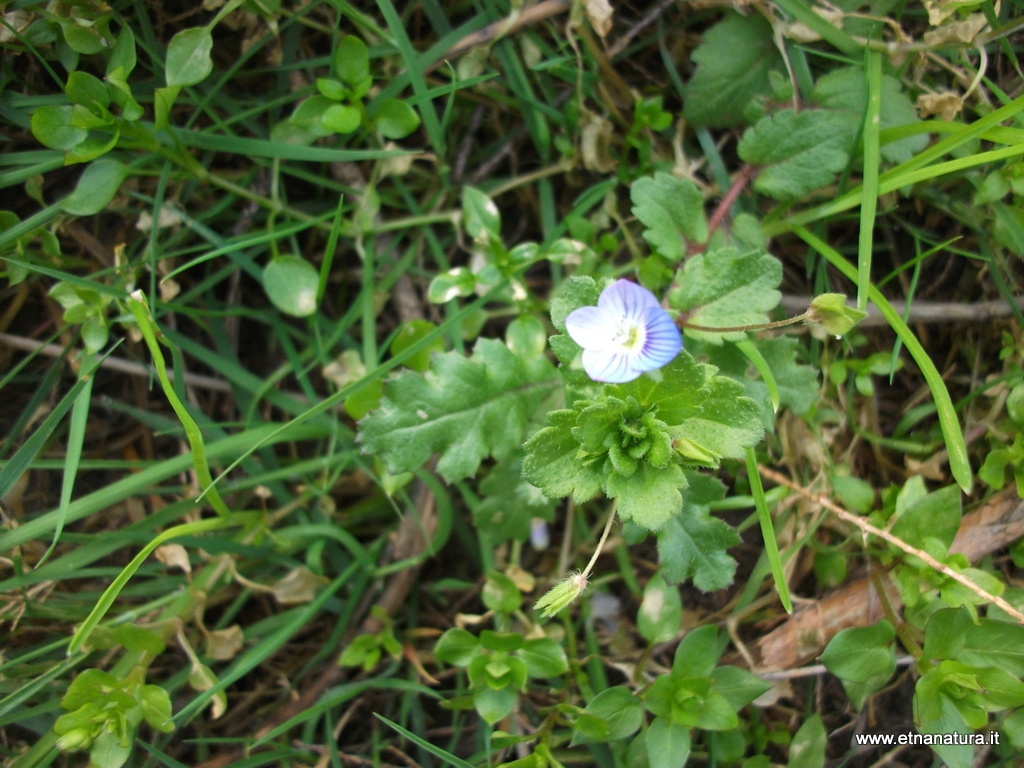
263;256;319;317
373;98;420;139
166;27;213;87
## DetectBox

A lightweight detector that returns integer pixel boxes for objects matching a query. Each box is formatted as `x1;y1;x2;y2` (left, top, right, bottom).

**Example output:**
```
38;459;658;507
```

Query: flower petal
565;305;613;350
597;279;659;323
638;306;683;368
582;348;641;383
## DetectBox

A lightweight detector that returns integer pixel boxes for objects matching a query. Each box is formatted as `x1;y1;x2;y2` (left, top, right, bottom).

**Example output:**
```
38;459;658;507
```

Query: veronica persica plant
565;279;682;383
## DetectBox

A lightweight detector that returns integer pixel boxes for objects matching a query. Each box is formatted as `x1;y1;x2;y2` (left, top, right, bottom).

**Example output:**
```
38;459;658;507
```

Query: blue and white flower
565;279;682;383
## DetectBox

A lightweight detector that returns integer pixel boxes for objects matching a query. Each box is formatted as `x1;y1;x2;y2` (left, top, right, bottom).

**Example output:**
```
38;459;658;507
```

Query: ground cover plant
2;0;1024;766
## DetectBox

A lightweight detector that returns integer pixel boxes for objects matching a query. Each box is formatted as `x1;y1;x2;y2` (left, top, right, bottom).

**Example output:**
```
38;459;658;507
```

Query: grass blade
746;447;792;613
794;226;973;492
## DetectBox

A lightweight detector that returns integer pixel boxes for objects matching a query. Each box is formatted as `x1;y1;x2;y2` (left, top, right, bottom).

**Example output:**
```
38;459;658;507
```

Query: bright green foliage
262;255;320;317
670;247;782;342
698;337;820;424
738;109;858;201
429;187;550;305
54;669;174;768
634;626;769;766
165;27;213;87
637;570;682;643
788;714;827;768
524;353;762;530
811;66;928;164
48;282;114;353
339;607;402;671
631;173;708;259
359;339;559;482
979;382;1024;496
657;474;739;591
915;608;1024;766
682;13;784;128
61;158;129;216
575;686;644;744
820;621;897;710
288;34;420;140
435;627;568;725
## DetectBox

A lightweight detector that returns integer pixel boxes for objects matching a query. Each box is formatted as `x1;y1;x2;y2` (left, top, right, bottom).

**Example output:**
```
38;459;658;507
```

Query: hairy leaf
812;66;928;164
682;13;784;128
657;502;739;591
738;109;857;200
670;247;782;344
631;173;707;260
359;339;558;482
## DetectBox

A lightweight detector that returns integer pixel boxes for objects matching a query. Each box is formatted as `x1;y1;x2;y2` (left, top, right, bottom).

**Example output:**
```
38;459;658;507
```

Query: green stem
680;313;808;334
126;291;233;517
68;516;235;655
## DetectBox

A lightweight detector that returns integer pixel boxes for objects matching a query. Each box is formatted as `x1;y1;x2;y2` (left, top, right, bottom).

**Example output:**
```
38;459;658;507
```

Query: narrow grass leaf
858;51;882;312
375;714;478;768
36;355;95;566
794;226;972;492
747;447;792;612
68;516;234;654
0;351;103;500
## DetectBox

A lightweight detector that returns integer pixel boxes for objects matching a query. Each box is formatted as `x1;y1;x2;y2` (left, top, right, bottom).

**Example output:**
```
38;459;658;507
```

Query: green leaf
390;320;443;372
165;27;213;87
953;615;1024;675
522;409;604;503
630;173;707;259
60;159;128;216
90;729;132;768
738;109;858;201
638;570;682;644
60;20;106;55
606;462;687;531
31;105;87;151
672;624;722;679
811;66;929;164
682;12;783;128
107;26;137;77
435;628;480;666
671;247;782;344
709;665;771;710
473;683;518;725
66;71;110;111
462;186;502;243
520;637;569;678
658;503;739;591
321;103;362;134
788;714;826;768
359;339;558;482
579;686;643;742
262;255;319;317
334;35;370;87
288;95;336;138
316;77;348;100
482;572;522;614
139;685;174;733
645;715;691;768
821;621;897;710
913;667;976;768
374;98;421;139
427;266;476;303
890;481;961;555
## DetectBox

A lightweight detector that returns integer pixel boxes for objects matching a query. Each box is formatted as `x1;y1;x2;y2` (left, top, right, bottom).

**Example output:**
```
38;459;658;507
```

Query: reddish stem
698;164;759;253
